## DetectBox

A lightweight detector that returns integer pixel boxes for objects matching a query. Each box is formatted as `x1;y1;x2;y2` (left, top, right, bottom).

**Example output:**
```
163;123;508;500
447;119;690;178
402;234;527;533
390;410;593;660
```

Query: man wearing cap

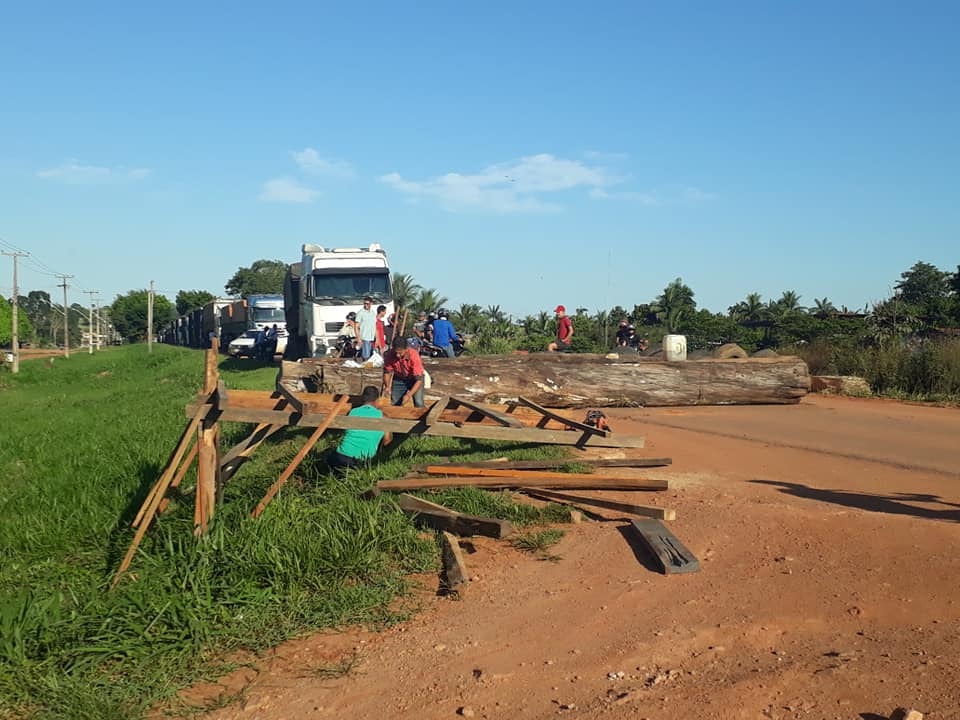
548;304;574;352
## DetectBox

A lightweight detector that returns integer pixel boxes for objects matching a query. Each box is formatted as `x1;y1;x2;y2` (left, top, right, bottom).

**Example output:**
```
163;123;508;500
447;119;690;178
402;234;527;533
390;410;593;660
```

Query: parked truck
219;294;288;355
284;244;393;358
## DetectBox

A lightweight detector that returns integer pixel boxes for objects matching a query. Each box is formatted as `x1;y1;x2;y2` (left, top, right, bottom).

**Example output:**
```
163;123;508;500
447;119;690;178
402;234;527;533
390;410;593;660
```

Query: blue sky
1;1;958;318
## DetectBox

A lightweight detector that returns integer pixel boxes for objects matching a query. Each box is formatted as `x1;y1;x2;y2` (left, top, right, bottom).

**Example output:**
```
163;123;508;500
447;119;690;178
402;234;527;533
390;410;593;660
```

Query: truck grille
325;322;345;334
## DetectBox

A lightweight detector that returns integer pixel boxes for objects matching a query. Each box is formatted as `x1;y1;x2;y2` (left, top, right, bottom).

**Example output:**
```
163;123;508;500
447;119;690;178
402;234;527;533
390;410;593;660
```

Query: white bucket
663;334;687;362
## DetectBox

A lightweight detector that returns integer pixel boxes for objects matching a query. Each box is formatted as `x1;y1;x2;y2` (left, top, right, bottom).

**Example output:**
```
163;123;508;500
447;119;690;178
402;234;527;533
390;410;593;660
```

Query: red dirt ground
192;395;960;720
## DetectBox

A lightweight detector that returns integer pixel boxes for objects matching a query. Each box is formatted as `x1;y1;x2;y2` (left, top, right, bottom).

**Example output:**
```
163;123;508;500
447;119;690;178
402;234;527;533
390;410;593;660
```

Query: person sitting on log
382;336;425;407
326;385;393;474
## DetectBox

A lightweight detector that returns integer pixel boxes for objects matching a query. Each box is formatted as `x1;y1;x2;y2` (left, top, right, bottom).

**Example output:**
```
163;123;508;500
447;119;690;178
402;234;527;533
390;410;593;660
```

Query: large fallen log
281;353;810;408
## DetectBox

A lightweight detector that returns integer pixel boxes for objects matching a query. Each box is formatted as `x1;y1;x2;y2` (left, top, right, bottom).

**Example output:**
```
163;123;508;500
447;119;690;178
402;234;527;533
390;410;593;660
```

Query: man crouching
327;385;393;474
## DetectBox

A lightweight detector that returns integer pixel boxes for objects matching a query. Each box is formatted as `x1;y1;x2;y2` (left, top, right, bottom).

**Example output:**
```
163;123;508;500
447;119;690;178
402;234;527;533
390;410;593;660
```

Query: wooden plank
448;396;523;428
440;531;469;596
396;493;514;539
195;345;221;535
423;466;656;483
157;442;198;515
220;423;286;483
250;396;350;518
216;379;229;407
412;457;672;471
424;396;449;426
515;395;608;436
521;487;676;520
629;518;700;574
275;382;304;414
379;476;669;491
186;404;646;448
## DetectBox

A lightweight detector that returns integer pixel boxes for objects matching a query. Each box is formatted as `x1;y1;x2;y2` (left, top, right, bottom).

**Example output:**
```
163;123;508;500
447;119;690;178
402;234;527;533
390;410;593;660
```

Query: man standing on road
382;336;425;407
326;385;393;474
548;304;573;352
431;308;459;358
357;296;378;360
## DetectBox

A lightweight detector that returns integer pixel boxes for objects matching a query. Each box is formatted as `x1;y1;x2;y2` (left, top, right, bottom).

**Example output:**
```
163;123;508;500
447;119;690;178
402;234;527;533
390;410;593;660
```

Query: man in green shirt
327;385;393;473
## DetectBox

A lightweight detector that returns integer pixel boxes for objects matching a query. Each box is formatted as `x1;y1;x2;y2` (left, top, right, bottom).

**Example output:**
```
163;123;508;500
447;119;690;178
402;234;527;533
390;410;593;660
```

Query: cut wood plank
157;442;199;515
220;423;286;483
521;488;676;520
424;396;449;426
412;457;672;472
423;466;657;483
251;396;350;518
195;345;221;535
379;476;668;491
629;518;700;574
516;395;609;436
440;531;469;596
396;493;514;538
275;382;304;414
448;396;523;428
185;403;645;448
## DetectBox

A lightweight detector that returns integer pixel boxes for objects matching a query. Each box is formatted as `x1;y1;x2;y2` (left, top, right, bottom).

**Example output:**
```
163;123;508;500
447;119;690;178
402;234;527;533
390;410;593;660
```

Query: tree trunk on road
280;353;810;408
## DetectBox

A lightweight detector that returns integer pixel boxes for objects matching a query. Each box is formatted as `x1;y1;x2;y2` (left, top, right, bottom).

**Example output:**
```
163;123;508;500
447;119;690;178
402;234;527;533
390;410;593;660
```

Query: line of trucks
160;244;395;360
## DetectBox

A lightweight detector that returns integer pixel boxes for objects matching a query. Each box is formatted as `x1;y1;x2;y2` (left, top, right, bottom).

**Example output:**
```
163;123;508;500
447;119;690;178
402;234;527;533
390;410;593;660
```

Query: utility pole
2;250;28;373
94;297;101;350
147;280;154;353
56;274;73;357
83;290;98;354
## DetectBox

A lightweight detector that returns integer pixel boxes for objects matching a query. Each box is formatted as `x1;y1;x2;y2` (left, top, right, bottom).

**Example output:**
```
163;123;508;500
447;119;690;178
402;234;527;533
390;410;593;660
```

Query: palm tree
653;278;696;333
390;273;421;312
728;292;766;322
454;303;484;334
777;290;804;314
812;297;836;316
484;304;507;324
412;288;448;314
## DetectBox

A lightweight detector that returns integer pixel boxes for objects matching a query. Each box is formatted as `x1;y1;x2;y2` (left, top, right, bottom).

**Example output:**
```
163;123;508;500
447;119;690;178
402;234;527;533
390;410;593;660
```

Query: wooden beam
448;396;523;428
251;396;350;518
185;403;645;449
396;493;514;538
521;488;676;520
411;457;673;471
515;396;608;436
379;475;669;491
629;519;700;574
275;382;304;414
424;396;449;426
440;531;469;596
195;344;221;535
422;465;659;483
157;442;199;515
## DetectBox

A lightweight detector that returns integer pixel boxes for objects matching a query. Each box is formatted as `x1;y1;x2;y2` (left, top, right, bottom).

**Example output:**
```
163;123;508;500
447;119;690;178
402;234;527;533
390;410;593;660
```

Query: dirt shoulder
197;396;960;720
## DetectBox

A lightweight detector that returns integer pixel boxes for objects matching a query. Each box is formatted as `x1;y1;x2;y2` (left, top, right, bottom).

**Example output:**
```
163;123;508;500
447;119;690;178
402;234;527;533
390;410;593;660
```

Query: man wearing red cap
548;304;573;352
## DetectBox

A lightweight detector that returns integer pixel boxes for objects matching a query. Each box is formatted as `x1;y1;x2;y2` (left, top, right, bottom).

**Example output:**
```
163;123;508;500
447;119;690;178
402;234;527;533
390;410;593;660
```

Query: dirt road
197;395;960;720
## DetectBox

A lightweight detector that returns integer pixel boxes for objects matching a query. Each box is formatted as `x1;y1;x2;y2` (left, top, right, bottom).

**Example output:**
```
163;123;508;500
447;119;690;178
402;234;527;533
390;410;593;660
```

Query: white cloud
259;177;321;204
36;160;151;185
379;153;619;213
291;148;354;177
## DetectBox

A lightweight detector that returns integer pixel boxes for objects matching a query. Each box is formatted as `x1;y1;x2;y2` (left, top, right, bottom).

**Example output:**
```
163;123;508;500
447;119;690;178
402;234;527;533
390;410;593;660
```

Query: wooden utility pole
147;280;154;353
56;274;73;357
83;290;98;354
2;251;28;373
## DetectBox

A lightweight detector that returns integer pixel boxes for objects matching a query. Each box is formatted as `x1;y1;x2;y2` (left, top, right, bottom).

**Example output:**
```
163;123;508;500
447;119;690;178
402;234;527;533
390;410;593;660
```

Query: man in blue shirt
431;308;459;358
327;386;393;473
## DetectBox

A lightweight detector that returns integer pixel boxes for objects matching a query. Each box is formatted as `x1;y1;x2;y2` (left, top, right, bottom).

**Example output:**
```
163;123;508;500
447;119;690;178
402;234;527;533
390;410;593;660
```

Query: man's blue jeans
391;377;424;407
360;340;374;360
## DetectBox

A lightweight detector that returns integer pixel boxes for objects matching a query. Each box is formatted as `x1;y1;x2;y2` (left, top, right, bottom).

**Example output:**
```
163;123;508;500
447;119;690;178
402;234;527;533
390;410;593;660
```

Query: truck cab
288;244;393;358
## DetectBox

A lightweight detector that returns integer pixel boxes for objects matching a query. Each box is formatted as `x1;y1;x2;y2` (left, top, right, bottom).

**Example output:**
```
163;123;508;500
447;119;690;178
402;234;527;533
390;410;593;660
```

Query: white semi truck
284;244;394;358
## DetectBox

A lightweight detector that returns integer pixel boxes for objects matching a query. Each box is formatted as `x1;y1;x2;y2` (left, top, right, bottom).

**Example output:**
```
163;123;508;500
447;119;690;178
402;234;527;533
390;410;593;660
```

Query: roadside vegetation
0;345;570;719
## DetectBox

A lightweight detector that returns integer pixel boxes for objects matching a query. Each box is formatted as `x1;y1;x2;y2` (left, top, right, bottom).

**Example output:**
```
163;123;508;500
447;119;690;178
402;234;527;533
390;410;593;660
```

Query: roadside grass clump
0;344;571;719
510;528;566;554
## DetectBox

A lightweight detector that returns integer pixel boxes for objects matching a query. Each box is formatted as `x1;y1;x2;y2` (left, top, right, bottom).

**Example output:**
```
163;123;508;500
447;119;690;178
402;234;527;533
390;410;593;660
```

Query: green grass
510;528;566;554
0;345;570;719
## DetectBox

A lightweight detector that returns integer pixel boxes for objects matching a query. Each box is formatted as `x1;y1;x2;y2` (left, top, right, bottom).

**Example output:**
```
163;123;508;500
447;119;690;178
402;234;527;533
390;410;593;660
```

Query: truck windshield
252;307;285;322
307;272;391;304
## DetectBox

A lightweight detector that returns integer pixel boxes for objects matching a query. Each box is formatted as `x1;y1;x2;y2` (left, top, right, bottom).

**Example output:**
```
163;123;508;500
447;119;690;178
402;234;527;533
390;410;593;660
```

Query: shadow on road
751;479;960;523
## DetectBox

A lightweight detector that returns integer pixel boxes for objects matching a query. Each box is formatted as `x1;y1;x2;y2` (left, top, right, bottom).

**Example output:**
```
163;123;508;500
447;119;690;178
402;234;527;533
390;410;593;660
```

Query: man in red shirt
382;336;426;407
548;304;573;352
